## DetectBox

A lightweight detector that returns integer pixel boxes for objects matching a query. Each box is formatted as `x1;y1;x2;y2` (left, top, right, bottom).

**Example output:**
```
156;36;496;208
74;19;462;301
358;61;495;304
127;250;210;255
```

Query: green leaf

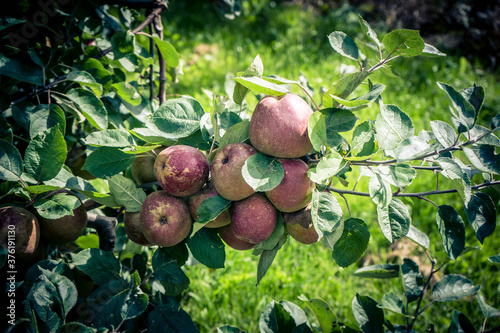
432;274;480;302
347;120;378;161
152;247;190;295
218;120;250;151
56;323;98;333
463;145;500;174
66;88;108;130
464;193;496;244
308;152;347;183
148;304;199;333
186;228;226;269
488;254;500;264
217;325;246;333
436;205;465;261
310;190;344;246
108;174;146;213
150;97;205;140
437;82;477;133
29;104;65;139
256;235;287;286
82;147;135;178
469;125;500;146
382;29;425;57
378;292;409;317
33;192;80;219
476;294;500;318
375;104;414;155
377;198;411;243
370;173;392;208
112;82;142;106
72;248;122;286
0;53;44;85
241;153;284;192
299;295;338;333
359;15;382;49
233;76;289;96
152;36;180;68
461;84;484;115
323;71;371;108
25;127;67;181
111;30;135;60
254;214;286;254
430;120;458;147
352;294;384;333
233;54;264;105
328;31;359;61
308;111;327;151
84;129;135;148
0;139;23;181
323;108;359;132
24;185;60;194
375;164;416;188
395;136;432;161
437;157;471;205
401;258;424;303
66;70;102;96
448;310;477;333
332;218;370;268
259;300;312;333
422;43;446;57
406;225;430;249
329;95;370;108
193;196;231;234
353;264;400;279
492;114;500;130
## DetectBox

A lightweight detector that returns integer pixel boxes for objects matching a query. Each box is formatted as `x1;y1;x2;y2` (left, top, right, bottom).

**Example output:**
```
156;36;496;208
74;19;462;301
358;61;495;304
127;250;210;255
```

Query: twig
87;212;118;251
154;15;167;103
408;252;437;331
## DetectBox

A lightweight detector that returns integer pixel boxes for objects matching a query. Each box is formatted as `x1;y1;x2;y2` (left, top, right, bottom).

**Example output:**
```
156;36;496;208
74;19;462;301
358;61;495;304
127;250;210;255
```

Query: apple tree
0;0;499;332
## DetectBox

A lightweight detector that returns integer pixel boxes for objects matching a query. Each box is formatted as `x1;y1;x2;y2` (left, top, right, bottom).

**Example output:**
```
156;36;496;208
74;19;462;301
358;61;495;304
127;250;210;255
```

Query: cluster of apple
126;93;320;251
0;190;88;261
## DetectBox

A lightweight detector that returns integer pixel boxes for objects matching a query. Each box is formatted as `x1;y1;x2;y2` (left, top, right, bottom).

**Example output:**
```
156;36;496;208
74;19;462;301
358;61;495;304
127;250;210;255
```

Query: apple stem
87;213;118;251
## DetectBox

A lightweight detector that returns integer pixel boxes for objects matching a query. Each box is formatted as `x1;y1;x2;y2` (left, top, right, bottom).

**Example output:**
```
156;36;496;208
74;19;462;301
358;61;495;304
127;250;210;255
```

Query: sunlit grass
161;2;500;331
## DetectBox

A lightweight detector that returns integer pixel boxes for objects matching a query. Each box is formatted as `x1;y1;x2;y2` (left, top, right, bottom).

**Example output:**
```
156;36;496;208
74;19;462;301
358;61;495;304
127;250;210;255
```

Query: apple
37;190;88;244
283;203;319;245
265;158;315;213
140;190;192;247
131;146;165;184
0;206;40;258
249;93;313;158
154;145;209;197
124;211;153;246
218;224;255;251
210;143;257;201
66;146;95;180
188;184;231;228
230;193;277;244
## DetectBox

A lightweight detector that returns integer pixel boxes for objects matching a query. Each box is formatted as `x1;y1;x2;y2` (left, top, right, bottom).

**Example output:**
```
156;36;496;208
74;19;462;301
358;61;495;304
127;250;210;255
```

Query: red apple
188;184;231;228
249;93;313;158
124;211;153;246
140;190;192;247
265;158;315;213
218;224;255;251
210;143;257;201
154;145;209;197
283;203;319;245
230;193;277;244
0;206;40;258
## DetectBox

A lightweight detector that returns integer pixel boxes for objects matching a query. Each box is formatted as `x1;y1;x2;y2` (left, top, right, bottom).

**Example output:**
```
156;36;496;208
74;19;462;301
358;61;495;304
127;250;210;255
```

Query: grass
159;1;500;332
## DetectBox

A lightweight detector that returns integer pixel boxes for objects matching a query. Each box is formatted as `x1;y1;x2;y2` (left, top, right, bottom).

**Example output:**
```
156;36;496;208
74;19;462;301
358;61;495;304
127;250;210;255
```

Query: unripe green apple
131;147;165;184
0;206;40;258
37;190;88;244
154;145;209;197
124;211;153;246
265;158;315;213
140;190;192;247
188;183;231;228
249;93;313;158
218;224;255;251
210;143;257;201
230;193;277;244
283;203;319;245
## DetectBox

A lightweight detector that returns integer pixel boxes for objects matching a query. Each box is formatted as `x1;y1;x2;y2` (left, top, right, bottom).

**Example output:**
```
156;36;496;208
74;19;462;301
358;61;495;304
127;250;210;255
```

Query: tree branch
87;213;118;252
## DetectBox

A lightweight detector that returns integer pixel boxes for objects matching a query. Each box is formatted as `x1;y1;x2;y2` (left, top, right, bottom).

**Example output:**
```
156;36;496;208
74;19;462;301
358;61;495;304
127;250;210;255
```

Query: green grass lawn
160;2;500;331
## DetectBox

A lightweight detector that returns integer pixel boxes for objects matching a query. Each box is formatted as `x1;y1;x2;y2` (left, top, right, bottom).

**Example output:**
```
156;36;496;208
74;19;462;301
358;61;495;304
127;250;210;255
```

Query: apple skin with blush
265;158;315;213
124;211;153;246
0;206;40;259
217;224;255;251
140;190;192;247
230;193;277;244
283;203;319;245
154;145;209;197
210;143;257;201
249;93;313;158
